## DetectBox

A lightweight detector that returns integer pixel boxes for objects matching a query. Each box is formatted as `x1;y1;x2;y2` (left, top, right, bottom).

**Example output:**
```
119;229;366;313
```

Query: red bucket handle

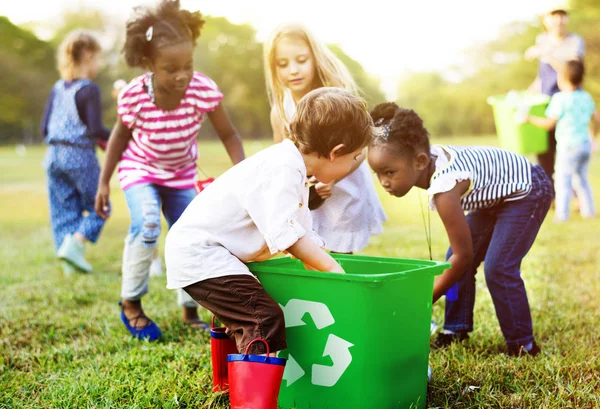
244;338;270;356
211;315;217;329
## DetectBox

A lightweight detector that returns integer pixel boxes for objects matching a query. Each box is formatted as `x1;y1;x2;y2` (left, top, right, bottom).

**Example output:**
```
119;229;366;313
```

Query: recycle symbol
279;299;354;387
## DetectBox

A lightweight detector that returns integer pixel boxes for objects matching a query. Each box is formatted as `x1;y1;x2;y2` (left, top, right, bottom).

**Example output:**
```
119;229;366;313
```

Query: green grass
1;137;599;408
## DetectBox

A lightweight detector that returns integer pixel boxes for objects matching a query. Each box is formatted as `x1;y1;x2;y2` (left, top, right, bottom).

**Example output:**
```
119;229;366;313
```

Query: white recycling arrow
312;334;354;387
282;354;305;387
280;299;335;329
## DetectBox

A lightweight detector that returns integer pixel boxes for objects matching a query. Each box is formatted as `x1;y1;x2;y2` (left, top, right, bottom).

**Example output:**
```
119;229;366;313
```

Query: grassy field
1;137;599;408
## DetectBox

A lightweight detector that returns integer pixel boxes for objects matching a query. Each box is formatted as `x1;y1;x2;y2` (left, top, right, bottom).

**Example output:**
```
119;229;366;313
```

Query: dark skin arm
432;180;474;303
207;103;245;165
94;118;132;219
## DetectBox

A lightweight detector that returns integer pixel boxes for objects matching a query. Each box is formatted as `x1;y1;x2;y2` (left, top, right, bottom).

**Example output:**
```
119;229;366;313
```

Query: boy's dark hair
123;0;205;68
369;102;431;158
563;60;585;87
290;87;374;158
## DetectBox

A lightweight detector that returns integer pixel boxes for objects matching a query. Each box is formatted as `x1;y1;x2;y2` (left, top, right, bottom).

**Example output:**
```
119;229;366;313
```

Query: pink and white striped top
117;72;223;190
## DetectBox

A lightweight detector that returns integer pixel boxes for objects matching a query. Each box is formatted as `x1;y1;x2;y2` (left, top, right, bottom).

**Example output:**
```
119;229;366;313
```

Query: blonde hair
57;30;101;81
290;87;373;157
263;23;359;129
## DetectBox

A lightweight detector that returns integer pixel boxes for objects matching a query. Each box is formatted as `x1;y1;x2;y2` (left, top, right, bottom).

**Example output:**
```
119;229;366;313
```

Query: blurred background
1;0;598;144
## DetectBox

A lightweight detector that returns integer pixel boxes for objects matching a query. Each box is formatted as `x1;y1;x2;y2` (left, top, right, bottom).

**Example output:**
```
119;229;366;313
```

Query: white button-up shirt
165;139;325;289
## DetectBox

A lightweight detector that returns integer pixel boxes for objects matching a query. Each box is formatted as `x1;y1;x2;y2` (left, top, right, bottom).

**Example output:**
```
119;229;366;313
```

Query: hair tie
375;122;391;141
146;26;153;42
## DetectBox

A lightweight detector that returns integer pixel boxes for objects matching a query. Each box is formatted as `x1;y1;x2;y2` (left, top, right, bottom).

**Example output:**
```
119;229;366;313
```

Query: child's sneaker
149;255;164;277
57;234;92;273
60;260;79;276
507;341;541;357
431;331;469;349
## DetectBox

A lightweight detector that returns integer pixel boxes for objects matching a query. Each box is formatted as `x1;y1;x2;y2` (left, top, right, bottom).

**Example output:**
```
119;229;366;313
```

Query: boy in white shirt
165;87;374;355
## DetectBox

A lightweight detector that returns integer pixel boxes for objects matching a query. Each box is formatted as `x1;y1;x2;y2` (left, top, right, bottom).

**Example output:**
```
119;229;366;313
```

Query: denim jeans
121;183;198;307
555;141;595;221
443;165;554;347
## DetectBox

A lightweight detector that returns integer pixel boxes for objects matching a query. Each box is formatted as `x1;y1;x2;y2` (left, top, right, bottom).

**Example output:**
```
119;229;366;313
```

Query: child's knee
258;301;287;351
129;199;162;245
484;260;520;286
264;303;286;334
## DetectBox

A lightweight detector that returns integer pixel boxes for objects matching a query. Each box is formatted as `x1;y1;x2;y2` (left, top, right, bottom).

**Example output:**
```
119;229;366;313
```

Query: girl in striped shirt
95;0;245;341
368;103;553;357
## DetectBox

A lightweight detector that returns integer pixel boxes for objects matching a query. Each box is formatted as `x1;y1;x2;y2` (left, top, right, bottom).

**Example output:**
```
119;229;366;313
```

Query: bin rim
487;92;550;106
247;254;449;283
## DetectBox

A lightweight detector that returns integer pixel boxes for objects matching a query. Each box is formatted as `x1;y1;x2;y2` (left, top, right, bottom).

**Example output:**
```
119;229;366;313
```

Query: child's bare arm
287;235;344;274
95;118;132;219
207;103;246;165
98;118;131;184
94;118;131;219
527;115;558;131
270;107;285;143
432;182;473;303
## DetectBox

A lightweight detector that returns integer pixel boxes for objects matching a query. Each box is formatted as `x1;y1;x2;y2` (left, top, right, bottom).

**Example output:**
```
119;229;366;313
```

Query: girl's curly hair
123;0;205;67
370;102;430;157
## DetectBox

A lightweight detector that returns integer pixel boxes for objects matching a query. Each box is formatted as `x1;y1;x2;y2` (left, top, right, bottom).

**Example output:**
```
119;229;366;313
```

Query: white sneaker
149;256;164;276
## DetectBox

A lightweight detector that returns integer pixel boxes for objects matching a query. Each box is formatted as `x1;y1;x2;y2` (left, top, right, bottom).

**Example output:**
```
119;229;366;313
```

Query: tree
0;16;55;143
395;1;600;137
2;11;385;144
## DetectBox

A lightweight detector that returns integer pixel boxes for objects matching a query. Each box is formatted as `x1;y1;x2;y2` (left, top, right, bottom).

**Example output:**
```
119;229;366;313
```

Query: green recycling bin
487;91;551;155
248;254;449;409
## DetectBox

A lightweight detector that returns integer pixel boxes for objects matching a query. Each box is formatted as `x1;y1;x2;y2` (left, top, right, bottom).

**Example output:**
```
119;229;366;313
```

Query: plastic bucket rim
248;257;450;282
227;353;287;366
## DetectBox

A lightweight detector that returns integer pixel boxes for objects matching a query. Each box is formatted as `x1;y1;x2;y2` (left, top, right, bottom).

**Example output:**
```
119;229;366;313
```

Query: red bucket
227;338;286;409
210;316;238;392
195;177;215;194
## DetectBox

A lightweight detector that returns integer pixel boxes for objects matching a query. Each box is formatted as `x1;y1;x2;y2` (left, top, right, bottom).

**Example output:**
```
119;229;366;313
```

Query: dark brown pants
184;275;286;355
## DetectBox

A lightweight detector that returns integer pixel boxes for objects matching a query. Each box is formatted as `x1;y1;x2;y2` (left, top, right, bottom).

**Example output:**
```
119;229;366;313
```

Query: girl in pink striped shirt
95;0;245;341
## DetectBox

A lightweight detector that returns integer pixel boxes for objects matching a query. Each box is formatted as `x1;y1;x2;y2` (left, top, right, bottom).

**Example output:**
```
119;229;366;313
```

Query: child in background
264;23;386;254
524;5;584;185
526;60;598;221
95;0;245;341
165;87;371;358
42;30;110;275
368;102;553;357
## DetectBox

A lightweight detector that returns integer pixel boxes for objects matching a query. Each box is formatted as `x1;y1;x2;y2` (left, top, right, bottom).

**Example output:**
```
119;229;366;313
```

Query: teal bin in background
248;254;449;409
487;91;551;155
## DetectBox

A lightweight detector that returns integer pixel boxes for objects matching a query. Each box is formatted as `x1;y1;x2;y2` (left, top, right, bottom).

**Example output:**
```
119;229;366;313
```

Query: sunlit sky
5;0;555;98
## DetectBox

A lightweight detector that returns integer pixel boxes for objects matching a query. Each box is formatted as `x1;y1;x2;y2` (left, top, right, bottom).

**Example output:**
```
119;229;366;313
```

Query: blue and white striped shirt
428;145;532;211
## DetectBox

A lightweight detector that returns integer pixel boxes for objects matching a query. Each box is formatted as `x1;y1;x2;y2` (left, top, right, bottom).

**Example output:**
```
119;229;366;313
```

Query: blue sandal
119;301;162;341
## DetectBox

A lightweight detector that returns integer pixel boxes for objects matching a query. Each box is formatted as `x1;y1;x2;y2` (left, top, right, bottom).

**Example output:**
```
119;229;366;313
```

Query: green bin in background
487;91;551;155
248;254;449;409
